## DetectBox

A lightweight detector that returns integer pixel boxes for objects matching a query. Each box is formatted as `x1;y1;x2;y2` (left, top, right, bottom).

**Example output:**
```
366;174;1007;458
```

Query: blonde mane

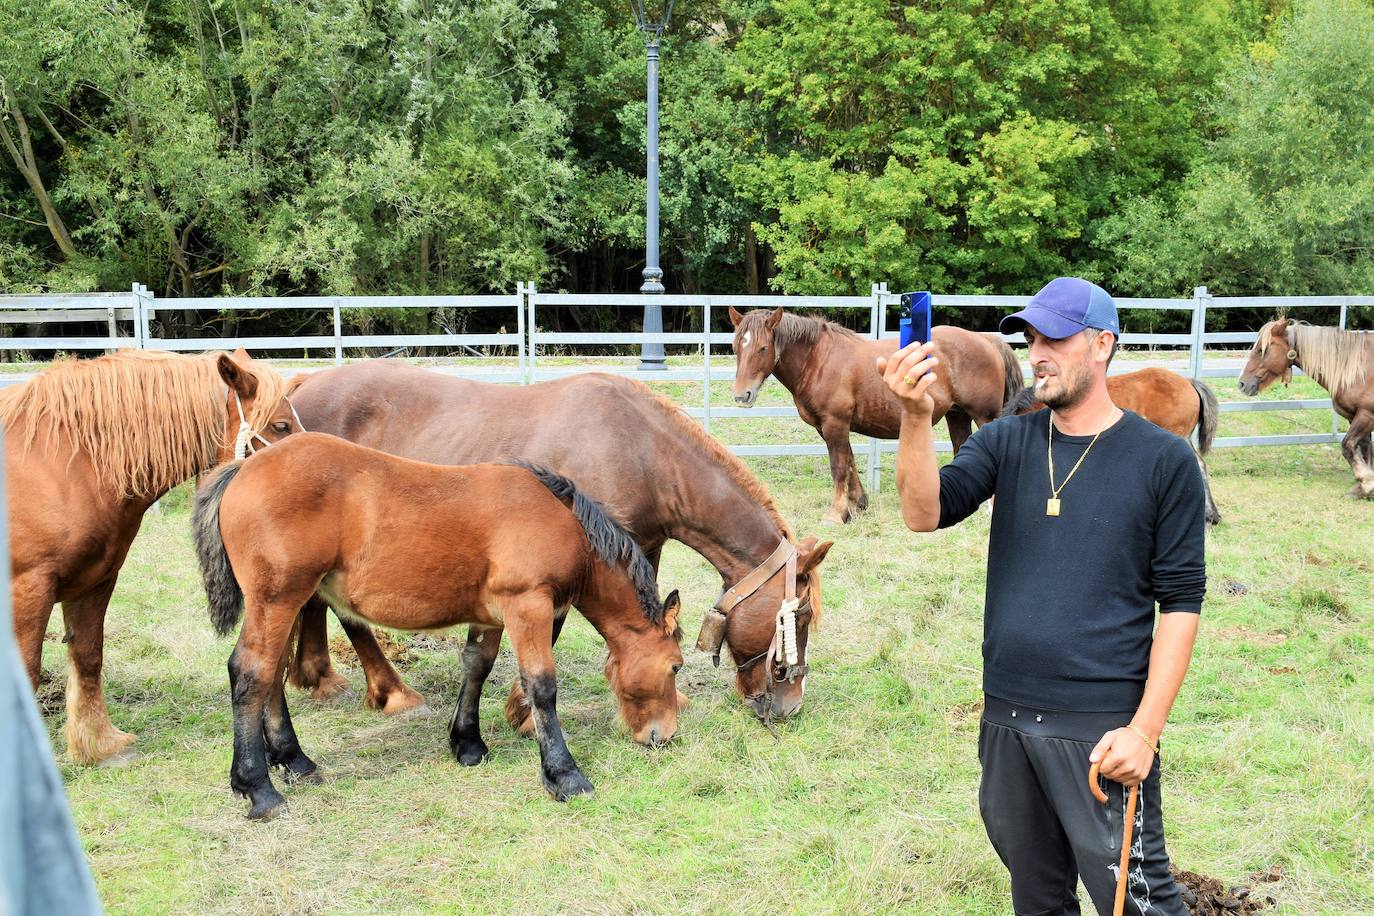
0;350;287;499
1290;322;1371;394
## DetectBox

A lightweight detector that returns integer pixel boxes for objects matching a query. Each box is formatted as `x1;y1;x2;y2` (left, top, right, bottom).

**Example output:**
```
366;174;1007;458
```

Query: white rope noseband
233;391;306;460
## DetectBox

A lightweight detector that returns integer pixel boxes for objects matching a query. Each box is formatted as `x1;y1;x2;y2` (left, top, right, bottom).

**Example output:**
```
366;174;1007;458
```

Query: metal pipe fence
3;285;1371;486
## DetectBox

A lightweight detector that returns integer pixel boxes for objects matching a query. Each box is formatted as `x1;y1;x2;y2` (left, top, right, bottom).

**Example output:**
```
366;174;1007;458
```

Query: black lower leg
524;672;593;801
449;626;502;766
265;673;318;784
228;649;286;820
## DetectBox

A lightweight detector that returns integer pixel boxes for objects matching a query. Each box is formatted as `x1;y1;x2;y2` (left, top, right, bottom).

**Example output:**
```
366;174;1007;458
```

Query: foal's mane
1285;321;1370;394
0;350;286;499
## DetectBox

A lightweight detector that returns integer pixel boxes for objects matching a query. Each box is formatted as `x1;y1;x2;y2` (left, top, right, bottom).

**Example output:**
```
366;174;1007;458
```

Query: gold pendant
1046;498;1061;517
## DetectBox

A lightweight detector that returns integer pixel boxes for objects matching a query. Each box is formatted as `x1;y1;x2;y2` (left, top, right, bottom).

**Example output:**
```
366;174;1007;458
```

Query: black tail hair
998;386;1038;419
192;462;245;636
513;462;662;623
997;336;1026;410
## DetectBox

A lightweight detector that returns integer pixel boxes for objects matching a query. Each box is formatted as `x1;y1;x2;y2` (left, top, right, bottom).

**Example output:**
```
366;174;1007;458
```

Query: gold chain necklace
1046;418;1106;517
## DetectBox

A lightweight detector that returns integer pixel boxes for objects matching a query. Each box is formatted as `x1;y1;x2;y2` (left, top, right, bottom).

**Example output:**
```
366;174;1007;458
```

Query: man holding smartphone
878;277;1204;915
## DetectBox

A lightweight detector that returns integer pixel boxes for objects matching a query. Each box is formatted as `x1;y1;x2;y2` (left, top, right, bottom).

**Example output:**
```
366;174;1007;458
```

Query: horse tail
998;386;1037;419
192;462;245;636
995;335;1026;412
1190;377;1219;456
514;462;663;624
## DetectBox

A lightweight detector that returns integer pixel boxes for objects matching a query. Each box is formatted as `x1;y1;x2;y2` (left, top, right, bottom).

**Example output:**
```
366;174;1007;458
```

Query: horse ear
662;589;681;637
797;537;833;574
231;346;252;363
767;307;784;330
728;306;745;328
217;352;259;399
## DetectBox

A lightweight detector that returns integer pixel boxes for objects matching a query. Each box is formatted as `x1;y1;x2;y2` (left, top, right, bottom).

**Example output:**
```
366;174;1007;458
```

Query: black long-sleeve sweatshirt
938;409;1206;712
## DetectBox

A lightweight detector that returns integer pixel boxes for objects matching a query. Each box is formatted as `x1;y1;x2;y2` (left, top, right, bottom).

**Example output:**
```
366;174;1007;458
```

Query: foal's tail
1190;378;1219;456
192;462;246;636
514;462;663;624
996;336;1026;411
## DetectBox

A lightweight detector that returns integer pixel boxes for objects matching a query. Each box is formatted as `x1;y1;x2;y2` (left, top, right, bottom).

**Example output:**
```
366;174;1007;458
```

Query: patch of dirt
1219;579;1250;598
1172;864;1281;914
327;630;440;670
948;699;983;724
1213;626;1288;647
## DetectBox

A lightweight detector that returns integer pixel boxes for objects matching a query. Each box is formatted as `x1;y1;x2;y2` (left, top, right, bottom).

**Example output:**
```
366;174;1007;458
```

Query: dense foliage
4;0;1368;338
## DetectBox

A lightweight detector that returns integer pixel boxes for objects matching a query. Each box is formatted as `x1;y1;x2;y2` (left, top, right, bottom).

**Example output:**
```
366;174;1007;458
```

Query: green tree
1102;0;1374;297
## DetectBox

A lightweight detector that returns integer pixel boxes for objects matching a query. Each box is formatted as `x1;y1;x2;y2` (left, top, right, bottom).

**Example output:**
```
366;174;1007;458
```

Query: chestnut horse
729;308;1024;523
1240;318;1374;497
1000;367;1222;525
192;433;684;817
282;364;833;724
1;348;299;764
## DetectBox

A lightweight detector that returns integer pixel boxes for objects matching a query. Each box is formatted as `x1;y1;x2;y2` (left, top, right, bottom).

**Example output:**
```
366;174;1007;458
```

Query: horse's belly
317;572;489;632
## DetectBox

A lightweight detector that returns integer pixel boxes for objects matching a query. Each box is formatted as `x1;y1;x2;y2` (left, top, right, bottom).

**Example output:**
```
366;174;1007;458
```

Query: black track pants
977;696;1188;916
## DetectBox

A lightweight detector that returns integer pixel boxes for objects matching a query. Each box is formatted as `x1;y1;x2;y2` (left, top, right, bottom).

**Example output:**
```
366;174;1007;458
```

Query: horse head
1238;318;1296;396
713;536;833;720
215;348;305;463
729;306;785;406
604;590;684;747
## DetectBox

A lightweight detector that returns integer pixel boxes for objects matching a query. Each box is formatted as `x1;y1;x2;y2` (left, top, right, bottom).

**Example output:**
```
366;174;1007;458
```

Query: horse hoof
308;672;351;702
246;787;287;821
544;770;595;802
453;740;490;767
821;512;846;527
95;747;142;769
280;756;320;785
380;689;429;717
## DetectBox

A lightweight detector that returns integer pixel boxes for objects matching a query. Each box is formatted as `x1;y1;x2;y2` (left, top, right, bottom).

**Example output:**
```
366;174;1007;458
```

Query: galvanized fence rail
2;285;1371;486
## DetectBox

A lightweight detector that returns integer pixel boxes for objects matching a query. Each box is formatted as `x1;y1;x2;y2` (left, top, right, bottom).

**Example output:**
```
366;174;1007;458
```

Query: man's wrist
1125;723;1160;755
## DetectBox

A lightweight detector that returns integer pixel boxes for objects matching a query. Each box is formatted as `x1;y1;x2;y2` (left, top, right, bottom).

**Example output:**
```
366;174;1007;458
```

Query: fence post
332;298;344;366
516;283;527;384
867;282;885;496
1189;286;1208;379
526;284;538;384
702;296;713;434
1335;296;1349;436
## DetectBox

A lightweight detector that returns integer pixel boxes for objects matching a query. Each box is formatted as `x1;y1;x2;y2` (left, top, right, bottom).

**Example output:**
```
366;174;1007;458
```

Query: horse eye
272;421;291;433
672;663;682;675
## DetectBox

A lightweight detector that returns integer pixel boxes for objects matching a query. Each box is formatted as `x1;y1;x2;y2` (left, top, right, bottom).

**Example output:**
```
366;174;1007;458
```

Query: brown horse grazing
282;363;833;725
729;307;1024;524
1240;318;1374;497
1000;367;1222;526
1;348;298;765
192;433;684;817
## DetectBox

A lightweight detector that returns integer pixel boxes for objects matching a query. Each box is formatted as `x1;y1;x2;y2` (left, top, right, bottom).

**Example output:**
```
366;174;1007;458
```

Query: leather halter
695;537;808;685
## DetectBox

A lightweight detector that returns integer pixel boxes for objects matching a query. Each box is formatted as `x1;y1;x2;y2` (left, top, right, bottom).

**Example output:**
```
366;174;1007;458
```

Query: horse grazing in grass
282;364;832;726
1;349;298;765
1240;317;1374;497
729;307;1024;524
193;433;683;818
1000;367;1222;525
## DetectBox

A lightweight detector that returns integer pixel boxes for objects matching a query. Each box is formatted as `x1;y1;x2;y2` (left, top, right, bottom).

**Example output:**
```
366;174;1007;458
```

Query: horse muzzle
733;387;759;407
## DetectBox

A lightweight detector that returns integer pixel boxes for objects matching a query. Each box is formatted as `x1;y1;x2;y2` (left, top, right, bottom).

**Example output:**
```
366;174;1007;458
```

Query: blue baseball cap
999;277;1120;339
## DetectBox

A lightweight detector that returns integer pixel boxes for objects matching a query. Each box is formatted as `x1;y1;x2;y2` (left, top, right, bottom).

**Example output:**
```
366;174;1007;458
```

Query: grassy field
35;371;1374;915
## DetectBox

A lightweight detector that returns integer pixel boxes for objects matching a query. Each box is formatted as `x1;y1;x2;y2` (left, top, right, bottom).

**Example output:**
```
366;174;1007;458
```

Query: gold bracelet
1126;724;1160;756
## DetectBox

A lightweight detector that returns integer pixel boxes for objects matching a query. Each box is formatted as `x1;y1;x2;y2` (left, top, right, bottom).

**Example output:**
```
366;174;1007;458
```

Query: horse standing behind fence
0;349;299;764
1001;367;1222;525
281;364;832;727
192;434;684;818
729;307;1023;523
1239;318;1374;497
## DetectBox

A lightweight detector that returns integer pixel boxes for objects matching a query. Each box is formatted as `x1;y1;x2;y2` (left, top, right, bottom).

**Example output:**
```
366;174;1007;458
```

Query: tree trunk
0;81;78;259
744;223;760;294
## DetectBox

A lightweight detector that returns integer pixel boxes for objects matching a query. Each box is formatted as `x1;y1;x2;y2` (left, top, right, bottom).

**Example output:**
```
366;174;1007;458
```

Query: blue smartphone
899;291;932;348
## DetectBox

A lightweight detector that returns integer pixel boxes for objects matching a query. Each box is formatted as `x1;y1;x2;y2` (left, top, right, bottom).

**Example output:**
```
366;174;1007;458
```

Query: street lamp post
632;1;674;371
